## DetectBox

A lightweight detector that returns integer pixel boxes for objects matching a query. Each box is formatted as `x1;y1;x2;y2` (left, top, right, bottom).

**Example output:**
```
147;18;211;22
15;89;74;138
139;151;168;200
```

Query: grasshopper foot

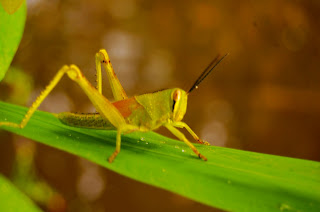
192;149;207;161
198;153;208;161
108;150;119;163
0;122;22;128
197;139;210;146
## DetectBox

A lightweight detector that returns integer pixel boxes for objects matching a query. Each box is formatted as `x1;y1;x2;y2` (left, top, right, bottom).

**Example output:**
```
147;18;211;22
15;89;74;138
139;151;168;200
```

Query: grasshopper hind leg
0;66;70;129
95;49;128;101
0;64;135;163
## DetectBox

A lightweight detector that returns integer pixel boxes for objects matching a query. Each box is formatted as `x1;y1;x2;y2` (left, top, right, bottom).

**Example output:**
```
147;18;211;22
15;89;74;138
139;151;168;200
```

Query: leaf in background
0;101;320;212
0;0;26;81
0;174;42;212
0;0;24;14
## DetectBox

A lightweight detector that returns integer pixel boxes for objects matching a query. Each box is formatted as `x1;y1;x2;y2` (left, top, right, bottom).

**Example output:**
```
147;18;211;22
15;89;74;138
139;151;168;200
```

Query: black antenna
188;53;228;93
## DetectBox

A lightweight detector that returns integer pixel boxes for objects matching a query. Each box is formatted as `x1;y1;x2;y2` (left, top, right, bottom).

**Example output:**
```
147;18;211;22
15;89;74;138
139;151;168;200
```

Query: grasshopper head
171;88;188;122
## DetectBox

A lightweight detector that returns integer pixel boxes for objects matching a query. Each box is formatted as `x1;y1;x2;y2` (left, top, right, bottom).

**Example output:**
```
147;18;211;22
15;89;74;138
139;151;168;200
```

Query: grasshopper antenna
188;53;228;94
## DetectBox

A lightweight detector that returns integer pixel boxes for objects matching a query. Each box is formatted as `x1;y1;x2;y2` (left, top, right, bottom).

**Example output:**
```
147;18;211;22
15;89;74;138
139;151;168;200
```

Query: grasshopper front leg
164;124;207;161
0;65;135;163
172;122;210;145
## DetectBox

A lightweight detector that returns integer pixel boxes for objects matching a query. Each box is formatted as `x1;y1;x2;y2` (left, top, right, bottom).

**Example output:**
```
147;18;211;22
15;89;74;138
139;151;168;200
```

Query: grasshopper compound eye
173;89;181;102
172;89;181;111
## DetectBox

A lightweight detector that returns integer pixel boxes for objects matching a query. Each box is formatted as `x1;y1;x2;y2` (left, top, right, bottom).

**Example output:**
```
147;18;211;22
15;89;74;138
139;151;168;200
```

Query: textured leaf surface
0;101;320;211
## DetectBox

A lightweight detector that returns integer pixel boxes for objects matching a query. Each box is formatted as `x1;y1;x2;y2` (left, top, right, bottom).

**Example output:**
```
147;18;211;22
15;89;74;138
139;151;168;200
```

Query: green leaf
0;0;24;14
0;174;42;212
0;0;26;81
0;101;319;212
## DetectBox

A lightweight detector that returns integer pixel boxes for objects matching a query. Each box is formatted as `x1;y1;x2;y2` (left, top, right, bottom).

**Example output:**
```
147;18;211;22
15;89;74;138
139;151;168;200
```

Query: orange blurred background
1;0;320;211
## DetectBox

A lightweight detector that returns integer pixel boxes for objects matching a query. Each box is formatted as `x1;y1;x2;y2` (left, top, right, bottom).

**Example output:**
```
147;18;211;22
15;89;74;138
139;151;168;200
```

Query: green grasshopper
0;49;227;162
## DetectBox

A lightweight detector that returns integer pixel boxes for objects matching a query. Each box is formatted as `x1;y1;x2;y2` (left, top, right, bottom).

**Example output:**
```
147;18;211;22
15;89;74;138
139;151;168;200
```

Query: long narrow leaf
0;0;26;81
0;101;319;211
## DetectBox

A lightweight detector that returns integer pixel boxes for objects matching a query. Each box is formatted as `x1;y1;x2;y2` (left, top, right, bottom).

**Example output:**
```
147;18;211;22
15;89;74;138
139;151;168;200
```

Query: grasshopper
0;49;227;162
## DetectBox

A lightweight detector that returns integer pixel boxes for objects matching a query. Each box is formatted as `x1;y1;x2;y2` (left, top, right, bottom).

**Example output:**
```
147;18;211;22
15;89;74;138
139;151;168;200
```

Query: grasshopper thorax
134;88;188;128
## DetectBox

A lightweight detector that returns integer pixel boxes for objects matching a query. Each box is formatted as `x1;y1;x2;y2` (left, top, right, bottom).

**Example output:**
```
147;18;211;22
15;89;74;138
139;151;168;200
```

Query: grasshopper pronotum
0;49;227;162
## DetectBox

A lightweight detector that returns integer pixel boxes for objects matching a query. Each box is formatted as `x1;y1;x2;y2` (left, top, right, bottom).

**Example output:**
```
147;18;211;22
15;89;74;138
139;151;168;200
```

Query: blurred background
0;0;320;211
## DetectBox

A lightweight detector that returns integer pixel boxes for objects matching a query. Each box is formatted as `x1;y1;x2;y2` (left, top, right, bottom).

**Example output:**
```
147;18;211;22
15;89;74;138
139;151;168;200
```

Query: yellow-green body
58;89;187;132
